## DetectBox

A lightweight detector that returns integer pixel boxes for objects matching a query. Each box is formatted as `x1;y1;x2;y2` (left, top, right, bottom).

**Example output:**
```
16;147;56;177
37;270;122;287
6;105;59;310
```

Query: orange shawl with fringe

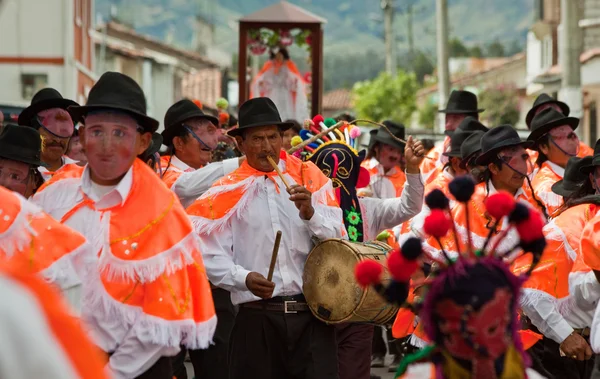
35;159;216;349
0;187;89;280
531;162;563;217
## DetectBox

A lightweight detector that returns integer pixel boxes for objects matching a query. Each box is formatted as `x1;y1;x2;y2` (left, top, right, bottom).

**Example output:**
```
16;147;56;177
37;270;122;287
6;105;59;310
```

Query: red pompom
515;209;545;243
355;260;383;287
423;209;451;238
357;167;370;189
313;114;325;125
387;249;419;282
485;191;516;220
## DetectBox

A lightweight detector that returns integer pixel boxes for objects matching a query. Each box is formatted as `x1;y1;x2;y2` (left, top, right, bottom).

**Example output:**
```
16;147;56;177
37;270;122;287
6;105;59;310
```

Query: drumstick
267;230;283;282
267;156;292;191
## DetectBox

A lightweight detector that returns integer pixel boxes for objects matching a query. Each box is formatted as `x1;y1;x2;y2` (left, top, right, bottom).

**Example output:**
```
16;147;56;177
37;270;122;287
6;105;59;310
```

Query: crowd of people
1;69;600;379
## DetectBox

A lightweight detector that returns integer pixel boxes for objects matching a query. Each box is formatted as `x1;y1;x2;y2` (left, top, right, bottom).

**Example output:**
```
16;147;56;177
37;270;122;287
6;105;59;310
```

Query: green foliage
352;71;418;123
418;101;438;130
478;85;520;126
486;39;506;57
449;38;471;57
399;50;435;84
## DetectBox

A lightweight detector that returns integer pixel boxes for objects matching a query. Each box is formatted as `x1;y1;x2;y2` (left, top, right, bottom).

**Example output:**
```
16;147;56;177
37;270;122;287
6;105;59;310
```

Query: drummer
187;97;345;379
302;126;425;379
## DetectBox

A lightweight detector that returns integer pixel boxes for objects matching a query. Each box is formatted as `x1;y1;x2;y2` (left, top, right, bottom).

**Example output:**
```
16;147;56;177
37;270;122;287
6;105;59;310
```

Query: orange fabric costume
580;205;600;271
0;186;89;280
421;138;449;186
159;155;196;189
359;157;406;198
34;159;217;350
531;162;564;216
187;151;340;230
0;262;107;379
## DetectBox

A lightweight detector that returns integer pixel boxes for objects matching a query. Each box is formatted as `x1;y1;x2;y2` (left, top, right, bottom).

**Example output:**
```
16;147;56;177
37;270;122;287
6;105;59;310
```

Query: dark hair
534;134;550;167
270;47;290;60
421;139;435;153
335;113;355;122
565;179;596;205
366;141;380;160
284;119;302;134
161;126;191;178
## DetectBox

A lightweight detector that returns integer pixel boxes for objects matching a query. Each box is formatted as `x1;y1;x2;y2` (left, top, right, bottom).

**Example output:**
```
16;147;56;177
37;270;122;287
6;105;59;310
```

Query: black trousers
528;336;594;379
229;306;338;379
335;323;373;379
171;288;236;379
372;326;400;358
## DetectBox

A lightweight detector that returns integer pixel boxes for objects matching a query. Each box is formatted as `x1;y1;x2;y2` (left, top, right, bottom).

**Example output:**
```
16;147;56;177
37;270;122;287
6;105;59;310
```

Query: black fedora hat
443;129;474;158
372;120;406;151
552;156;593;197
139;133;163;161
457;116;489;133
527;107;579;143
162;99;219;146
526;93;570;129
475;125;533;166
0;124;45;167
367;128;378;149
459;131;485;169
68;72;159;133
228;97;293;137
439;90;484;114
580;139;600;175
18;88;78;127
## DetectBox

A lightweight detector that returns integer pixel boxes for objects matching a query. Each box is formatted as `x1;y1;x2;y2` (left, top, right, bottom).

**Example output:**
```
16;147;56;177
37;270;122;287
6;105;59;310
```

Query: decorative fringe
544;221;577;262
537;190;563;208
98;228;201;284
409;333;429;348
41;240;93;285
0;196;41;258
82;266;217;349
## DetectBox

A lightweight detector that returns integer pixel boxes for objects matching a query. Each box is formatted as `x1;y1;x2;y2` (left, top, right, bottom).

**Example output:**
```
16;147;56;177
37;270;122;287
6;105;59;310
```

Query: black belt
240;295;309;313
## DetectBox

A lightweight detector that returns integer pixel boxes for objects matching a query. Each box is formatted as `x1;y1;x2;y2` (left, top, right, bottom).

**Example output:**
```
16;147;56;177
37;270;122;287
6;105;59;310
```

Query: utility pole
407;4;414;56
558;0;583;136
436;0;450;133
382;0;397;75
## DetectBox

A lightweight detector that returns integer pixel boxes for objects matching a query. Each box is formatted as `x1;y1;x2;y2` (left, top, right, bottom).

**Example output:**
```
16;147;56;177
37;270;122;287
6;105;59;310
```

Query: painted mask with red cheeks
81;112;144;182
67;135;86;163
0;158;32;196
377;143;404;172
547;125;580;157
445;113;467;133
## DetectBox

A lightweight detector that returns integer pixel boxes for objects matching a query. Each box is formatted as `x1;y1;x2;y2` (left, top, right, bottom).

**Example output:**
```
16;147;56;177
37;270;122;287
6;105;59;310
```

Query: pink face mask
0;159;33;197
82;113;140;182
497;146;532;177
37;108;74;138
547;125;579;157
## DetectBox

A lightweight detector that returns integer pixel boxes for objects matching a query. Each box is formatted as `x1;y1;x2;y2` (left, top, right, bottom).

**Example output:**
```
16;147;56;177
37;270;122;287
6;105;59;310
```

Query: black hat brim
147;133;163;156
550;180;576;198
527;117;579;143
442;150;462;158
18;98;79;126
372;134;405;151
227;121;294;138
579;156;600;175
0;146;45;167
475;140;534;166
526;100;570;129
438;108;484;114
459;151;481;169
162;112;219;146
68;104;159;133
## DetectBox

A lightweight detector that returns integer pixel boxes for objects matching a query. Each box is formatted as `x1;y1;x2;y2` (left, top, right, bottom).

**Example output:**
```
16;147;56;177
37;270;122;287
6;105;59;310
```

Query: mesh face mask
36;108;74;138
497;149;532;177
546;127;580;158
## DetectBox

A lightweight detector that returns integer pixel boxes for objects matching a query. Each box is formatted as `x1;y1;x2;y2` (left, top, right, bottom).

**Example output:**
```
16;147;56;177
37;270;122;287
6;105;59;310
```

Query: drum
302;238;399;325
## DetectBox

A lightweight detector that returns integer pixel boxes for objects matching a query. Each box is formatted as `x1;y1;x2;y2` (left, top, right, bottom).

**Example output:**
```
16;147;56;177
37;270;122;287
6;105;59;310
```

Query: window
21;74;48;100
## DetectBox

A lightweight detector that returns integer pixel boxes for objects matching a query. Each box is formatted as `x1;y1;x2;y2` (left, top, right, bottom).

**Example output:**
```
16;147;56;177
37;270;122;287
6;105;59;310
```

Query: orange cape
0;186;90;281
35;159;216;349
187;151;340;236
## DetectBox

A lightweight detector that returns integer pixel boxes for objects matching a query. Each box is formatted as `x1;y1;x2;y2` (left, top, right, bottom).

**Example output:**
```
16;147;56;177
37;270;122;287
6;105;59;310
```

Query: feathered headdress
355;176;547;378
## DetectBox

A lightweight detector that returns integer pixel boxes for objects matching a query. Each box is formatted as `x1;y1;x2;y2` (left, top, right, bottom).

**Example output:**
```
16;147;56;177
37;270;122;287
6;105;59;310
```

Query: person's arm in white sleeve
198;219;251;290
570;271;600;312
520;289;574;344
304;182;346;241
172;158;240;208
361;172;424;233
106;328;179;379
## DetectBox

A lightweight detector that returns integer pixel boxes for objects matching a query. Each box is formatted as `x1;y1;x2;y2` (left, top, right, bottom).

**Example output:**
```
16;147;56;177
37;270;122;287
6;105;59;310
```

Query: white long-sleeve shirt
170;156;239;208
197;161;345;305
360;172;424;241
32;166;176;379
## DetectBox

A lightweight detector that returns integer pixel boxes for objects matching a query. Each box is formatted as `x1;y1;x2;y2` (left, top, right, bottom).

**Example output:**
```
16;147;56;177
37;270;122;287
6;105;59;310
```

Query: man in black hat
360;120;412;199
526;93;594;159
160;99;244;208
18;88;80;180
459;130;487;184
0;124;45;197
32;71;217;379
528;108;582;216
422;90;484;185
187;97;345;379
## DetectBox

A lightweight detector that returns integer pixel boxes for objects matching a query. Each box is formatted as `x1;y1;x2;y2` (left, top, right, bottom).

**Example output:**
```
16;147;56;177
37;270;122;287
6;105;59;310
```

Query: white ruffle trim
537;189;563;208
98;222;201;284
41;240;92;284
543;221;577;262
82;265;217;349
0;194;43;258
409;333;428;348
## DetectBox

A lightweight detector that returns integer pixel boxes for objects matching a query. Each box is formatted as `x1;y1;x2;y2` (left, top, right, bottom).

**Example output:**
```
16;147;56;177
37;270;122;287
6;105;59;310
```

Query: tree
469;45;483;58
418;101;438;130
449;37;471;57
478;85;520;126
486;39;506;57
399;49;434;84
352;70;418;123
506;39;523;56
